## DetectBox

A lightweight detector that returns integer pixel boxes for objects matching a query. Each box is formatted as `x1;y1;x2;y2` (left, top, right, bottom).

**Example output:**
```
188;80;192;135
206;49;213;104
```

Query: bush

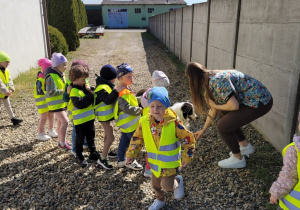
48;25;68;56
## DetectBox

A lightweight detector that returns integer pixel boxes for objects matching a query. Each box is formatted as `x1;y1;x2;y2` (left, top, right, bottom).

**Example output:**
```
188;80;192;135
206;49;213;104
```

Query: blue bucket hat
147;87;170;108
117;63;133;78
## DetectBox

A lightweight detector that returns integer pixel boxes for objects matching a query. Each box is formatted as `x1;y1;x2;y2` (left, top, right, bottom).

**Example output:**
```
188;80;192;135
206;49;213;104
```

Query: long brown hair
185;62;215;117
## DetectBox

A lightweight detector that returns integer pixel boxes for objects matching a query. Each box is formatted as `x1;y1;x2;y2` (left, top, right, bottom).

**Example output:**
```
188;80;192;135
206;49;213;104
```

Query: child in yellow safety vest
0;51;23;126
114;63;143;170
126;87;195;210
269;112;300;209
44;52;71;150
68;65;101;168
34;58;58;141
94;64;125;170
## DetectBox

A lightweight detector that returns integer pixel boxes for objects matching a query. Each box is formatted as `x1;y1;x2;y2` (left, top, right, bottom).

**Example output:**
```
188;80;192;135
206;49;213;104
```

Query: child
126;87;195;210
141;70;170;178
44;52;71;150
0;51;23;126
34;58;58;140
69;65;100;167
269;112;300;209
94;64;125;169
114;63;143;170
63;60;89;157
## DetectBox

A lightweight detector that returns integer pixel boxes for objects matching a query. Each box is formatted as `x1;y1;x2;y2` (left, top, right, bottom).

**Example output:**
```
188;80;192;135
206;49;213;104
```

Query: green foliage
46;0;88;51
48;25;69;56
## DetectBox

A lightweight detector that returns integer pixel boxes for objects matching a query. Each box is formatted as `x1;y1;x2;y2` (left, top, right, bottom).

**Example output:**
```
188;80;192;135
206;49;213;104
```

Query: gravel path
0;31;282;209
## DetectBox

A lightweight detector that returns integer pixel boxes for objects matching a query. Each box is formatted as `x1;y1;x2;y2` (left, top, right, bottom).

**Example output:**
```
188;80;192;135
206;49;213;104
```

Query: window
108;8;127;13
135;8;141;13
148;8;154;13
142;17;146;21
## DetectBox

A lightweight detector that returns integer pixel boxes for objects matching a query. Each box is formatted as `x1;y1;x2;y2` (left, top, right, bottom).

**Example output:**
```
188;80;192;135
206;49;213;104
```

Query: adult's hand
194;129;205;140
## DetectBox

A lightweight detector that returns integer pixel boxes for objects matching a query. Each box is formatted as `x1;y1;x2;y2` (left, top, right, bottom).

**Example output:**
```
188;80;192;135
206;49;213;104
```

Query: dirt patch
0;31;281;209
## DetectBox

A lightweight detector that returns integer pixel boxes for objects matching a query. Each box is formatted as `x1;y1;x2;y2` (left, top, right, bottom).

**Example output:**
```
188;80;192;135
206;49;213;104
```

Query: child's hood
294;134;300;151
161;108;177;125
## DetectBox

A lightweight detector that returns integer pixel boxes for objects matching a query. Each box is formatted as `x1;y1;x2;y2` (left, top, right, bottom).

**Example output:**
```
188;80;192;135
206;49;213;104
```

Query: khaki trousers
151;174;178;201
0;98;14;119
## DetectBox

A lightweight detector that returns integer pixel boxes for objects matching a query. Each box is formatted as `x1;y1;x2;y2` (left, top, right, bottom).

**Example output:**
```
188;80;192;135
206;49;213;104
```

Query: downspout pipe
42;0;51;58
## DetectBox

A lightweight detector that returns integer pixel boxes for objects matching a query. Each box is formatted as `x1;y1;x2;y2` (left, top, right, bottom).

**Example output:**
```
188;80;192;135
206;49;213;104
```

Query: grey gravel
0;31;281;209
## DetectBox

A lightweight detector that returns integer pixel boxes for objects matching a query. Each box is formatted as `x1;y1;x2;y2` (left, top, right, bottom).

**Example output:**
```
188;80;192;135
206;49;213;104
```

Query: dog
170;102;197;129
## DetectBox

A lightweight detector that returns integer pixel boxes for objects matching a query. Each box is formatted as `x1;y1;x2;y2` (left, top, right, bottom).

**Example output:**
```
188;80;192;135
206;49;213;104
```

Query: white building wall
0;0;48;78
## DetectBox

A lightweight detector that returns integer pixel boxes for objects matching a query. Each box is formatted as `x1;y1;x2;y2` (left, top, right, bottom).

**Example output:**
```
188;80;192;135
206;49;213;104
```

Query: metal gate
107;8;128;28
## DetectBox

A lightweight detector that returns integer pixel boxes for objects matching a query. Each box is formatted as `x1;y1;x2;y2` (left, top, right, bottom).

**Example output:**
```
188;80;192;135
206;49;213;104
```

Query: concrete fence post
205;0;211;68
189;4;195;63
232;0;242;69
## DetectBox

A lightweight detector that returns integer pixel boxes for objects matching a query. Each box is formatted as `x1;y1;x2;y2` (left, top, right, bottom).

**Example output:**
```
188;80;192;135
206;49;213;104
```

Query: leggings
54;111;69;144
38;112;54;133
217;98;273;154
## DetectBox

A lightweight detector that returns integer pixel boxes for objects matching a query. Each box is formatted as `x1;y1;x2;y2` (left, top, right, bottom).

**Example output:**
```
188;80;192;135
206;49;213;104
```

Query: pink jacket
269;135;300;199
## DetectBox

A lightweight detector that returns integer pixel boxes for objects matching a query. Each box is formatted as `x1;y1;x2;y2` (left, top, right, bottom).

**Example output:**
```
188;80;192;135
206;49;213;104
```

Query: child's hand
115;86;125;93
4;91;11;97
270;195;277;204
182;162;188;167
126;157;133;165
67;85;72;94
86;84;91;91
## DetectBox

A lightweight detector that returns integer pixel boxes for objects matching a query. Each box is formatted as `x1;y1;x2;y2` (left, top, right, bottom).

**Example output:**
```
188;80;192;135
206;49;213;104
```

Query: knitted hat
51;52;67;67
71;59;90;71
0;51;10;63
38;58;52;72
152;70;170;87
148;87;170;108
100;64;117;80
117;63;133;78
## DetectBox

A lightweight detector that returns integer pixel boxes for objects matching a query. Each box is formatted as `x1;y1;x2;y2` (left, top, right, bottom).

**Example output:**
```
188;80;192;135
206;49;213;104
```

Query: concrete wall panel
169;11;176;54
181;6;193;64
175;9;183;59
166;13;170;50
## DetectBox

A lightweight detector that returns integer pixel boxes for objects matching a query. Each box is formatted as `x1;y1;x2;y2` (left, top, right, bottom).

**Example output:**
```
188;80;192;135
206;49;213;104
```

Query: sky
185;0;207;5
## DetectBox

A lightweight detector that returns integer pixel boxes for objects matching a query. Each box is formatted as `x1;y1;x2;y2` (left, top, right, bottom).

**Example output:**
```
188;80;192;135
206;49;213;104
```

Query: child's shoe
148;199;165;210
88;151;101;162
143;167;152;178
218;155;246;168
76;157;88;168
48;128;58;138
229;143;255;157
125;159;143;171
96;157;113;170
58;142;72;150
11;117;22;126
174;175;184;200
37;133;51;141
117;160;126;168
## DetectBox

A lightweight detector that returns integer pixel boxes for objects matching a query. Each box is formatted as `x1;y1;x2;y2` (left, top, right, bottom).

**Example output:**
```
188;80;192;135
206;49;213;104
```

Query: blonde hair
185;62;215;117
69;65;89;82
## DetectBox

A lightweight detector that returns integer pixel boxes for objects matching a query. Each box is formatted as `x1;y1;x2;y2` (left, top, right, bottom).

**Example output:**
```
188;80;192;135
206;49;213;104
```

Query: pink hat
152;70;170;87
38;58;52;72
141;88;151;108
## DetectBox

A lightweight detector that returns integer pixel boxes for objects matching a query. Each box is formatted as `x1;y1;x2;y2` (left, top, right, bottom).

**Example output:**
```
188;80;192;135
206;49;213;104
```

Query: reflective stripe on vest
46;73;67;111
141;115;181;178
94;84;114;121
114;92;140;133
0;69;10;98
279;142;300;210
34;78;49;114
70;88;95;125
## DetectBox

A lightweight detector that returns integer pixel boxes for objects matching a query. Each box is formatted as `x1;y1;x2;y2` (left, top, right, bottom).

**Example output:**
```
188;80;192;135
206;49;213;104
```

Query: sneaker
37;133;51;141
11;117;22;126
88;151;101;162
117;160;126;168
218;155;246;168
71;150;77;158
144;167;152;178
108;151;117;158
58;142;72;150
229;143;255;157
125;159;143;171
48;128;58;138
83;144;89;150
96;157;113;170
148;199;165;210
76;157;88;168
174;175;184;200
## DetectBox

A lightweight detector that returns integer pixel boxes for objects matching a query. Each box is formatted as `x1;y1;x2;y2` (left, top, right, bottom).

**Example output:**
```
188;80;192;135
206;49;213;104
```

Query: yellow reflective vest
279;142;300;209
114;89;140;133
95;84;114;121
34;77;49;114
143;106;149;116
69;88;95;125
0;69;10;98
46;73;67;111
140;115;181;178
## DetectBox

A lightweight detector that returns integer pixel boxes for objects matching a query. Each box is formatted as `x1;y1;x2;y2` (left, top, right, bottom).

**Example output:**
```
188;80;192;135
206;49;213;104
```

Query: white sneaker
117;160;126;168
144;167;152;178
125;159;143;171
174;175;184;200
48;128;58;138
229;143;255;157
218;155;246;168
148;199;165;210
37;133;51;141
